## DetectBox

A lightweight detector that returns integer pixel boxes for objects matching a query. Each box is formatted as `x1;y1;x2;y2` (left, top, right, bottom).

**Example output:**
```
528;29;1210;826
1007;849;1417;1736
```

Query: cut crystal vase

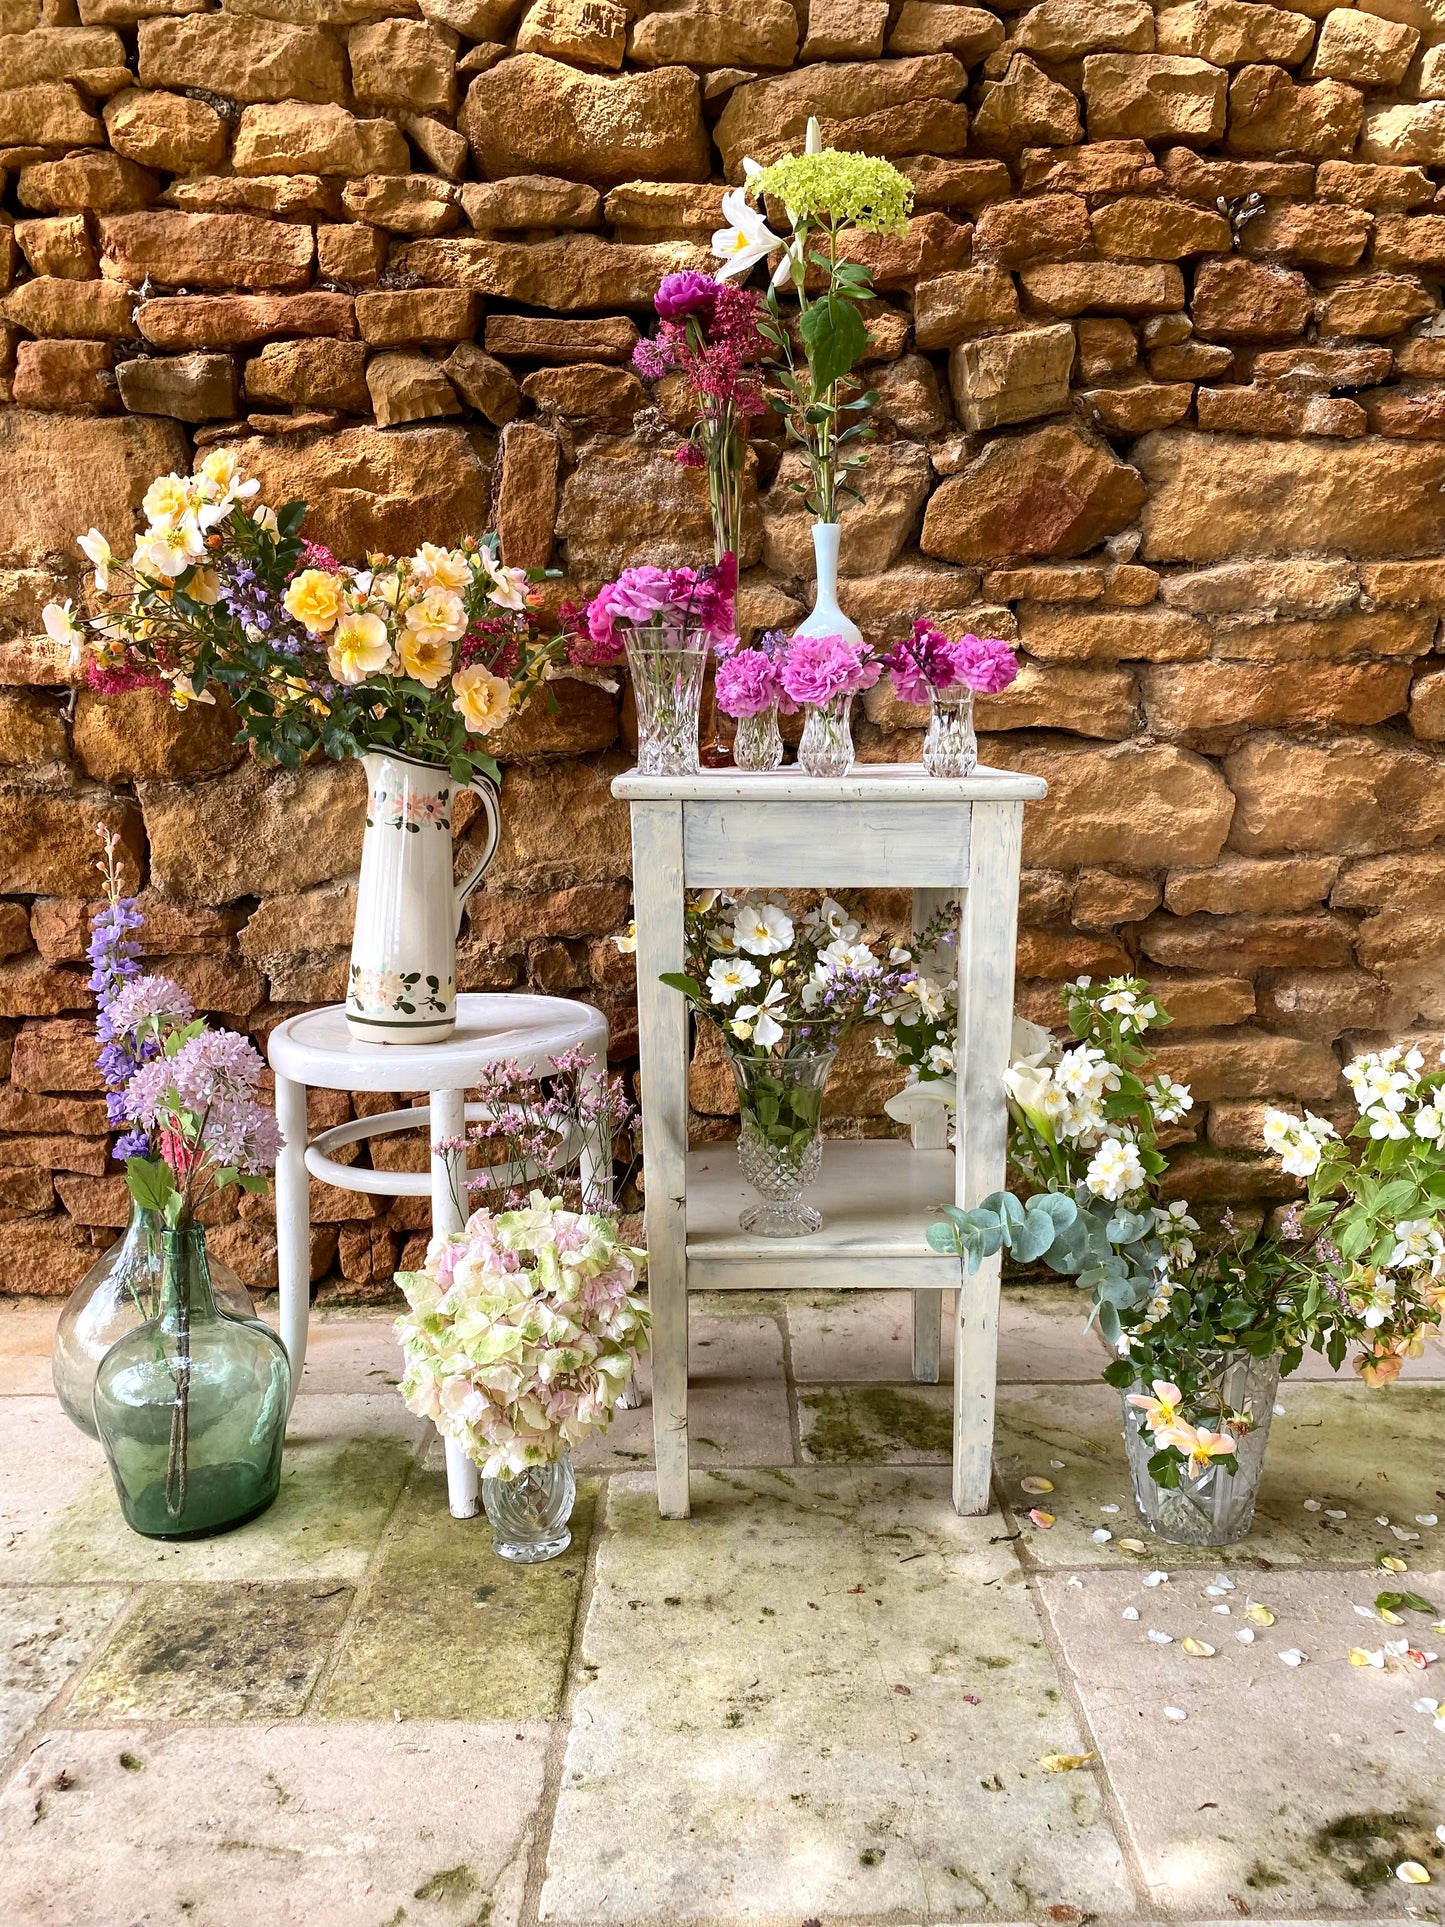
923;685;978;779
732;702;784;772
482;1451;576;1562
626;627;707;776
1123;1353;1281;1546
798;694;855;778
723;1044;836;1237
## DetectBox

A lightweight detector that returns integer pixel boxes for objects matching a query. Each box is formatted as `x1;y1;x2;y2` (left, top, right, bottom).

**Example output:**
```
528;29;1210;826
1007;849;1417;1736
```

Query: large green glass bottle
93;1225;290;1539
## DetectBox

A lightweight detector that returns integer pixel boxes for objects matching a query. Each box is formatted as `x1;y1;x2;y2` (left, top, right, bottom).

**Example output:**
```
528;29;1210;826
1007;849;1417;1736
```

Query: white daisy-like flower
1084;1135;1146;1203
733;901;793;956
706;957;761;1006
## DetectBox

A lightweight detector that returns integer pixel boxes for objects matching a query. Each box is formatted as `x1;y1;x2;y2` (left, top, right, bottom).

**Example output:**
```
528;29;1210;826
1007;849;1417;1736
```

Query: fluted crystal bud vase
52;1203;255;1441
723;1044;836;1237
626;626;707;775
798;694;855;778
1123;1353;1281;1546
923;685;977;779
482;1451;575;1562
93;1225;290;1540
732;701;784;772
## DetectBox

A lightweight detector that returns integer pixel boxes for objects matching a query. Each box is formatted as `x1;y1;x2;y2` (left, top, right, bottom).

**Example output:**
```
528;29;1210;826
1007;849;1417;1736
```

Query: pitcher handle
453;774;500;937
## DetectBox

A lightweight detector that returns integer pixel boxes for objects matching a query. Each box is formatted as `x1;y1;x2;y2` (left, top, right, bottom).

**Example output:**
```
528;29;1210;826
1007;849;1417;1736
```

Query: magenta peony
952;631;1019;694
654;270;719;321
885;619;1019;701
714;647;780;718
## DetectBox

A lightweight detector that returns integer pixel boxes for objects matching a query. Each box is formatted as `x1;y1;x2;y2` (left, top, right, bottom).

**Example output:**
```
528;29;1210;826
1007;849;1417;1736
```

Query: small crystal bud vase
625;625;708;776
732;701;784;772
723;1044;836;1236
798;693;855;778
482;1451;576;1562
923;684;977;779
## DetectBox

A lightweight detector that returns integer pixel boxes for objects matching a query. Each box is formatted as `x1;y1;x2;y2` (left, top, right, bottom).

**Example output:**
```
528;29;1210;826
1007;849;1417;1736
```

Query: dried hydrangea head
750;149;914;235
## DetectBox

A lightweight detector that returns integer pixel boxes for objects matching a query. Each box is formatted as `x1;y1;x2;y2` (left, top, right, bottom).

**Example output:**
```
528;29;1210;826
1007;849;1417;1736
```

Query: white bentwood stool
267;993;611;1519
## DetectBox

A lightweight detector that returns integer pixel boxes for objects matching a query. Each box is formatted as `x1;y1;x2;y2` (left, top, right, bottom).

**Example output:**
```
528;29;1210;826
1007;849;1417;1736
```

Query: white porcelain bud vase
346;749;500;1045
792;522;863;646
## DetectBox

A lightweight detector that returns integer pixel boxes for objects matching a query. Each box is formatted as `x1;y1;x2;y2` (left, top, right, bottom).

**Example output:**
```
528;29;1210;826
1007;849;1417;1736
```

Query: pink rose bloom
715;647;780;718
952;632;1019;694
779;634;880;708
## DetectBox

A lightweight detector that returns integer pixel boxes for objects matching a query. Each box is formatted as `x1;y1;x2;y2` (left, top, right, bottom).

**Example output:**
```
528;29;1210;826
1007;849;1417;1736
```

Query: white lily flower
712;185;784;282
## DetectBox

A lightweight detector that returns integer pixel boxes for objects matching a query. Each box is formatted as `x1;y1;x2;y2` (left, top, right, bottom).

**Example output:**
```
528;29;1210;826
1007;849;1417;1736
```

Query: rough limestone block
949;322;1075;431
115;352;239;422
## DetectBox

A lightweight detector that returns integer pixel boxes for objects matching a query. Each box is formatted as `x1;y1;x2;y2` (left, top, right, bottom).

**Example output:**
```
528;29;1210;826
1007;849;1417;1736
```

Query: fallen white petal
1121;1606;1140;1621
1391;1526;1422;1542
1236;1628;1256;1644
1353;1604;1379;1619
1142;1570;1169;1588
1147;1629;1173;1644
1278;1648;1306;1667
1324;1509;1346;1520
1212;1603;1232;1615
1092;1528;1113;1544
1377;1515;1392;1526
1100;1504;1120;1514
1163;1706;1187;1722
1396;1862;1431;1885
1417;1514;1439;1527
1303;1499;1322;1512
1414;1697;1440;1715
1273;1402;1285;1415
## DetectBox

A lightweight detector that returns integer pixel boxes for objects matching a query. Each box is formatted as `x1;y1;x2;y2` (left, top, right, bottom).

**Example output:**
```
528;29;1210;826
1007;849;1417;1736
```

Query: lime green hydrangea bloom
752;149;913;235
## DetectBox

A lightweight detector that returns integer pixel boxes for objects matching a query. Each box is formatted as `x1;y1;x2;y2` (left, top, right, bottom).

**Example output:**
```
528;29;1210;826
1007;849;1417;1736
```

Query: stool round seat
267;993;608;1092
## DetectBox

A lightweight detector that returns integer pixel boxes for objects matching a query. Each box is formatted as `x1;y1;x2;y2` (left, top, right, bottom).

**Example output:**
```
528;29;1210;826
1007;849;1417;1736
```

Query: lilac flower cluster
88;890;150;1157
221;560;308;661
125;1029;282;1177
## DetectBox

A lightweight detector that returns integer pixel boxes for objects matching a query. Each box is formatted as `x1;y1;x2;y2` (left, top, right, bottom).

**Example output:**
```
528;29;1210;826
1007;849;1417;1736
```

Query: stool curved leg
273;1073;311;1418
431;1087;480;1519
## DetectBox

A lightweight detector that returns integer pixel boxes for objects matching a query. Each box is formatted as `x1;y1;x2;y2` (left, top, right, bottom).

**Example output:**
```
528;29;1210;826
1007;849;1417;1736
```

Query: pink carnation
778;634;880;708
952;632;1019;694
714;647;779;719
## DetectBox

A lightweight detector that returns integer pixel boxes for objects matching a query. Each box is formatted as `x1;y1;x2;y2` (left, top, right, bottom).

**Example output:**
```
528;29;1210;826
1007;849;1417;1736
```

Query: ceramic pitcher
346;749;500;1045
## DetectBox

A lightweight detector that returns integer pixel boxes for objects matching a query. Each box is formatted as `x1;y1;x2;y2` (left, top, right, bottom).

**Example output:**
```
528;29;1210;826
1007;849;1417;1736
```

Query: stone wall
1;0;1443;1298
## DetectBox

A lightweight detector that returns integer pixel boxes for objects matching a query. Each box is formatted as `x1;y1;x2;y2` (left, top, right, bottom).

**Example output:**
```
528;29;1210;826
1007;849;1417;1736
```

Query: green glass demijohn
93;1225;291;1540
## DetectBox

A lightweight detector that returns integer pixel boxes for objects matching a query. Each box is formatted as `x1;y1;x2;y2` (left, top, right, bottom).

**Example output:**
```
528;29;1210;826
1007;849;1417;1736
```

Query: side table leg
273;1073;310;1418
953;802;1023;1516
909;886;952;1385
631;802;690;1518
431;1087;480;1520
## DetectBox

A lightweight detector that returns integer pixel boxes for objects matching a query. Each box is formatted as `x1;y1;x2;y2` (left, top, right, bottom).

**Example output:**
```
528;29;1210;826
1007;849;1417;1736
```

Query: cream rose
411;543;471;593
398;628;453;689
404;586;468;649
142;473;192;527
451;665;512;735
328;611;393;685
283;567;344;635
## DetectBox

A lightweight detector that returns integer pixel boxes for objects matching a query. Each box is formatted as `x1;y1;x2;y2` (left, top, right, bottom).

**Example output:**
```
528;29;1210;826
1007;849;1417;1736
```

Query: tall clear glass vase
482;1451;575;1562
923;685;977;779
1123;1353;1281;1546
626;626;707;776
93;1225;291;1540
723;1044;836;1237
732;701;784;772
52;1203;255;1441
798;694;855;778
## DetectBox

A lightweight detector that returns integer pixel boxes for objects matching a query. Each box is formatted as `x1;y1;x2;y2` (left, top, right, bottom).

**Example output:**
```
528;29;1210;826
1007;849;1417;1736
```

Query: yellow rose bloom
283;567;344;635
198;448;240;492
451;665;513;736
403;586;468;649
142;473;192;527
328;610;393;685
398;628;453;689
189;567;222;606
411;542;471;593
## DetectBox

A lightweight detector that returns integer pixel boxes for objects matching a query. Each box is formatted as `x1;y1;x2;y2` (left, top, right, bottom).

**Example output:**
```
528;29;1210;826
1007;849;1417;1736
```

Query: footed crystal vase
923;685;978;779
626;626;707;776
723;1043;836;1237
482;1451;575;1562
1123;1353;1281;1546
52;1203;255;1441
798;694;855;778
93;1225;291;1539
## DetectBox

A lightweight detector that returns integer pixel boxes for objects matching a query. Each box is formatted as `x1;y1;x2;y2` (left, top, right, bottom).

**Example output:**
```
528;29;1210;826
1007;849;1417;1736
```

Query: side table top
611;762;1048;803
266;993;608;1092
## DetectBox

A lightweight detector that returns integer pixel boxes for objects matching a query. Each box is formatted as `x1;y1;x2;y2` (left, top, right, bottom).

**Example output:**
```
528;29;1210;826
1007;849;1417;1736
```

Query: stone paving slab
0;1586;130;1763
322;1451;596;1721
66;1580;354;1722
786;1286;1113;1385
0;1721;547;1926
574;1299;792;1471
1038;1566;1445;1916
0;1300;59;1397
996;1380;1445;1570
3;1395;423;1586
798;1380;953;1463
541;1468;1134;1922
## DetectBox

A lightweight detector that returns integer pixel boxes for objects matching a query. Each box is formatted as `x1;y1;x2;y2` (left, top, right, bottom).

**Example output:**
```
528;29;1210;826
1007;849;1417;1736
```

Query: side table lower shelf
685;1141;961;1292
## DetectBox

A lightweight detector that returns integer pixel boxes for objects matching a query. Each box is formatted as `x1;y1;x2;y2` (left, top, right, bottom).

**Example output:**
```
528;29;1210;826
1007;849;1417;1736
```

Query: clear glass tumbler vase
732;702;784;772
1123;1352;1281;1546
923;685;977;779
798;694;855;778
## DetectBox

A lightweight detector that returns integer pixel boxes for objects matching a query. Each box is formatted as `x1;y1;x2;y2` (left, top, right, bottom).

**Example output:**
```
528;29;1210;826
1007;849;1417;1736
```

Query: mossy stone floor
0;1288;1441;1925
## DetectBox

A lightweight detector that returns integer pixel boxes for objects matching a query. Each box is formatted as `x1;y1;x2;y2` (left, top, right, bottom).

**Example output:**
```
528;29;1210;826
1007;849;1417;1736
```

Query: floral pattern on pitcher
348;964;454;1018
366;784;452;833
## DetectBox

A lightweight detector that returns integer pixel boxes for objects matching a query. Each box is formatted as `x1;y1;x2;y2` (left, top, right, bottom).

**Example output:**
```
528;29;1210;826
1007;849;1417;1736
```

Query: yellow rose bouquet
48;453;565;786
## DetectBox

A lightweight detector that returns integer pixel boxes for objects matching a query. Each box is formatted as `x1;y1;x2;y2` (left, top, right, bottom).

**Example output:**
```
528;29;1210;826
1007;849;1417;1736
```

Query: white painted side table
267;993;610;1518
612;763;1047;1521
